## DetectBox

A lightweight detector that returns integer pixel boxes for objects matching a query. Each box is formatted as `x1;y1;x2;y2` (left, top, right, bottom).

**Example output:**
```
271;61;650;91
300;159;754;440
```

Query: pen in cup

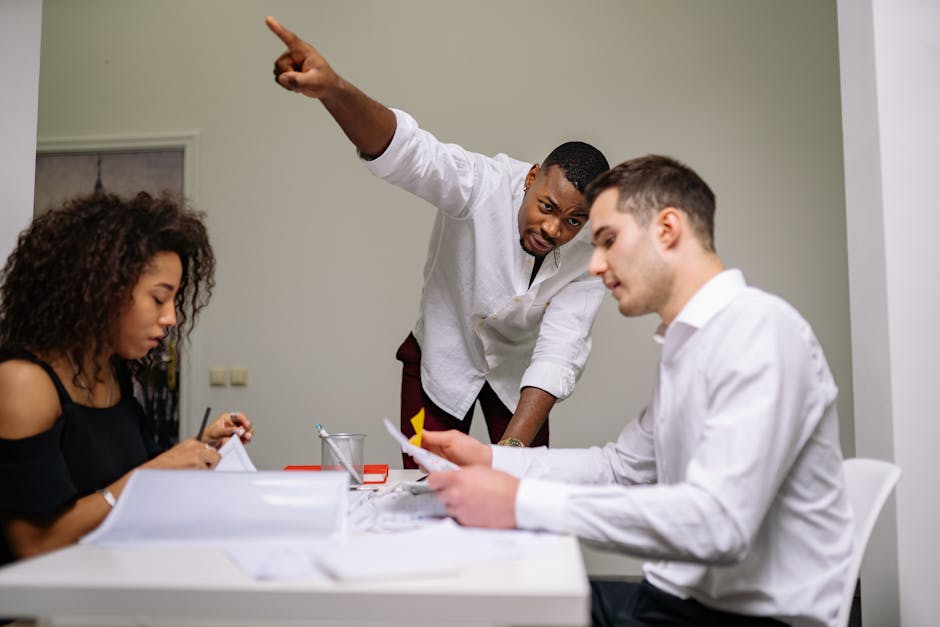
315;423;364;485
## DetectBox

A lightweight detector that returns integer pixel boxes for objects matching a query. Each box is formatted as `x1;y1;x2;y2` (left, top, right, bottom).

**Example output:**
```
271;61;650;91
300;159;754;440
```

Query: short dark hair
585;155;716;251
0;192;215;381
542;141;610;195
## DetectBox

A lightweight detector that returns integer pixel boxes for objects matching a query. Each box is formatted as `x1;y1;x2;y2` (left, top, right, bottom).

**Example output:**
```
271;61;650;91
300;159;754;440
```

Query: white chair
836;458;901;627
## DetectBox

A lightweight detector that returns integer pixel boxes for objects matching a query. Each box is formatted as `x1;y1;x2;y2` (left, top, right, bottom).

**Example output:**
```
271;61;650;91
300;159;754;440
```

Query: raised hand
266;16;340;99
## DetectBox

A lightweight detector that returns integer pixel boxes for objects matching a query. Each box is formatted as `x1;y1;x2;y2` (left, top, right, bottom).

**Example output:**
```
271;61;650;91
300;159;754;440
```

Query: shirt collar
654;269;747;344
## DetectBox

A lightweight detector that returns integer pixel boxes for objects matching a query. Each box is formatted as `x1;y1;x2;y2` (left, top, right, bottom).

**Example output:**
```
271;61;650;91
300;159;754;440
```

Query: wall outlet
209;367;228;386
230;367;248;386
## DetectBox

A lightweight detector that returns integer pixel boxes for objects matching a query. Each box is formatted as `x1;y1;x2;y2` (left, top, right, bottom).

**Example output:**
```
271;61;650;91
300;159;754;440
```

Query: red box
283;463;389;485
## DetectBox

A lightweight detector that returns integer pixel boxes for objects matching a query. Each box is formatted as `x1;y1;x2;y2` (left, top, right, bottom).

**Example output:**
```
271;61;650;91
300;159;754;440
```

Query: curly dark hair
0;192;215;383
542;141;610;194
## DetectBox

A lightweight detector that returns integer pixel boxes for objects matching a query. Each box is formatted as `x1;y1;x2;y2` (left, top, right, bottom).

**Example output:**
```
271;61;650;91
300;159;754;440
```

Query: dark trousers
396;333;549;468
590;579;787;627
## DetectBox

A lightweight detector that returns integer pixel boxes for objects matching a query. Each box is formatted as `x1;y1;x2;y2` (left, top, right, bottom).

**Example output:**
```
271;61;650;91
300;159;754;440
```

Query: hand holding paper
419;429;494;468
382;417;458;472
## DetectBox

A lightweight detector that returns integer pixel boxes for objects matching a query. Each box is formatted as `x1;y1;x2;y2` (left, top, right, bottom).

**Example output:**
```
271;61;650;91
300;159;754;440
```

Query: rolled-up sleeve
520;271;604;400
363;109;492;218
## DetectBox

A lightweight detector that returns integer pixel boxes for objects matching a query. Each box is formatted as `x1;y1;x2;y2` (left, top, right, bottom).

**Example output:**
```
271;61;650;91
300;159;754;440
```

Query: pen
315;423;364;485
196;406;211;442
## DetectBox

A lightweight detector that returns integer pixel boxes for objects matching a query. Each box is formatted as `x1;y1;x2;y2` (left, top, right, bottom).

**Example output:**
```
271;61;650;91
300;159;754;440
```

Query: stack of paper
81;469;348;546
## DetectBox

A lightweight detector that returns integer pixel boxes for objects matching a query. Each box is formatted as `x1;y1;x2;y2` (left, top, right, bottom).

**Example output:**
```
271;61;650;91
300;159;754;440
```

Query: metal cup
320;432;366;481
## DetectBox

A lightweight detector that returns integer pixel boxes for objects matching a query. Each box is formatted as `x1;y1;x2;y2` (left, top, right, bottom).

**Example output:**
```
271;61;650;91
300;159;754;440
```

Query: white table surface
0;470;590;627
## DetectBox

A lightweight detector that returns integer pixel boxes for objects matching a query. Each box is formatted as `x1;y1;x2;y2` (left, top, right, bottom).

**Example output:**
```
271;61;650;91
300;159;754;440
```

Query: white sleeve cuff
515;478;571;532
491;444;529;477
519;360;577;401
360;108;417;179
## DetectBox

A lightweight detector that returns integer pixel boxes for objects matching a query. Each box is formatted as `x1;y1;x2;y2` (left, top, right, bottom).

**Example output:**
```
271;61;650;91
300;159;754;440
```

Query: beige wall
35;0;851;471
0;0;41;265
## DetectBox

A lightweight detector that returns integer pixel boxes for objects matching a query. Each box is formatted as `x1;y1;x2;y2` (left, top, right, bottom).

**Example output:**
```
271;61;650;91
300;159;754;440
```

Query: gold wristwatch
497;437;525;447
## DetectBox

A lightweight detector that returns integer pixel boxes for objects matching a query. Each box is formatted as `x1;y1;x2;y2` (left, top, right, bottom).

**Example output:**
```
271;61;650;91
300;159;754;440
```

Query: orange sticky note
408;408;425;447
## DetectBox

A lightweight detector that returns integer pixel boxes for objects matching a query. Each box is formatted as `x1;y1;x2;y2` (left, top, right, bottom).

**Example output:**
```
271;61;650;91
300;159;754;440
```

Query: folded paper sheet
81;469;348;546
407;408;425;447
215;435;257;472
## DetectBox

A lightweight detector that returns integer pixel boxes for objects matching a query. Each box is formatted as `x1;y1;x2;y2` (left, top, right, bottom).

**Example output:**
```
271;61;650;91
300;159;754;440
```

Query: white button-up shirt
496;270;853;627
364;110;604;418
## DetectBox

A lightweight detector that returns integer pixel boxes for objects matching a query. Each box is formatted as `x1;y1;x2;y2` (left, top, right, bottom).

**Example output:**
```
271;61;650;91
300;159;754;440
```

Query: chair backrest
836;458;901;627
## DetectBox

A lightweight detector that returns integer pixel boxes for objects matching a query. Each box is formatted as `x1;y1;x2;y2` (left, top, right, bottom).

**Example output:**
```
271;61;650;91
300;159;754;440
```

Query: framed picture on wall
35;133;200;449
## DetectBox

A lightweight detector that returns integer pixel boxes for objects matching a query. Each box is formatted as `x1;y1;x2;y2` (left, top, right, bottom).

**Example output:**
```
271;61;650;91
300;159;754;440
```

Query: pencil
315;423;364;485
196;406;211;441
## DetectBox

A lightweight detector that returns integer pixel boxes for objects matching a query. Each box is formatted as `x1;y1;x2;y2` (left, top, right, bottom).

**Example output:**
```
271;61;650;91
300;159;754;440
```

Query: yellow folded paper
408;408;425;447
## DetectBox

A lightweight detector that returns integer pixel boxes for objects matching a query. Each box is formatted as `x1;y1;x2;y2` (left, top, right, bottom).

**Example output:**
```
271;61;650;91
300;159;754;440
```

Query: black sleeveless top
0;351;160;567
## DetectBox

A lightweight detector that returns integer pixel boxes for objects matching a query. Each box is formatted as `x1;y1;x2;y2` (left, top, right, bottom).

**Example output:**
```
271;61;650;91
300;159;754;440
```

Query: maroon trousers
396;333;549;469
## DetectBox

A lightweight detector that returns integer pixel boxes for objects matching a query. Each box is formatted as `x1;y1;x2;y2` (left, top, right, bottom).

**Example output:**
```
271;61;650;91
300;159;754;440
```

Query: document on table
382;416;459;472
228;518;557;582
348;488;448;532
81;469;348;546
225;541;333;581
315;519;556;581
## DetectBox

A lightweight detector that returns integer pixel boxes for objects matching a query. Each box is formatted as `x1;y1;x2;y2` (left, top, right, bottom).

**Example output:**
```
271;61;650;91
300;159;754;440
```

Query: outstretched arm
266;16;396;158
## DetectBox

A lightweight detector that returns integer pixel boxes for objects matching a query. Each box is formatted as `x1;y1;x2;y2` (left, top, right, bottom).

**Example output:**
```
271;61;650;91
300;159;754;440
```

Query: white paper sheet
315;519;554;581
81;469;348;546
382;417;459;472
226;541;332;581
214;435;257;472
348;488;448;532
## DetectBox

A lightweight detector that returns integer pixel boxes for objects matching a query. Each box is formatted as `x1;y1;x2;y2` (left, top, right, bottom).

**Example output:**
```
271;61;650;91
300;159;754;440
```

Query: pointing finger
265;16;298;47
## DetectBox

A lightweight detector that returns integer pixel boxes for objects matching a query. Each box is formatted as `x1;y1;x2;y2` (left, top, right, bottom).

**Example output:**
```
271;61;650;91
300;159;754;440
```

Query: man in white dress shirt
266;17;609;462
423;155;853;626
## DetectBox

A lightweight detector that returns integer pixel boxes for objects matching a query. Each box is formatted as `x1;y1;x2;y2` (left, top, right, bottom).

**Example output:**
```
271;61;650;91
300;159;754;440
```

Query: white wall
33;1;852;479
839;0;940;624
0;0;42;263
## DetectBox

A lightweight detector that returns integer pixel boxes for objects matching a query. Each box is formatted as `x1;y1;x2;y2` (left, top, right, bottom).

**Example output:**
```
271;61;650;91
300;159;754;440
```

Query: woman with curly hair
0;192;253;565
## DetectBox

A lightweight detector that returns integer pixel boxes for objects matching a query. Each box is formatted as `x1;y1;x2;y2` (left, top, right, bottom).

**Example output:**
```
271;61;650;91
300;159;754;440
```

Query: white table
0;471;590;627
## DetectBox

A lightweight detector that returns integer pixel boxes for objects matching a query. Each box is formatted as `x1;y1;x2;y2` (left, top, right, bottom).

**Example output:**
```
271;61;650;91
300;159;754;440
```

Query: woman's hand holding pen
143;439;220;470
201;411;253;448
139;411;252;472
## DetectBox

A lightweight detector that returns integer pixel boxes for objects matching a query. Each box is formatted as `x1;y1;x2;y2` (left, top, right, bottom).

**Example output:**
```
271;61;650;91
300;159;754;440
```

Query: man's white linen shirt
494;270;853;627
363;109;604;418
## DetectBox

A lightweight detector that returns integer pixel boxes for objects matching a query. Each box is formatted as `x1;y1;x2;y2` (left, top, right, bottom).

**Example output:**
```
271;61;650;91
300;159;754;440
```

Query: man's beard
519;237;548;258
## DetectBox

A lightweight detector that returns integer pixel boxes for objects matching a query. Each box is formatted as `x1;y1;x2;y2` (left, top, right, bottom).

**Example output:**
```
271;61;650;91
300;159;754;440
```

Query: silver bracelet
97;488;117;508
